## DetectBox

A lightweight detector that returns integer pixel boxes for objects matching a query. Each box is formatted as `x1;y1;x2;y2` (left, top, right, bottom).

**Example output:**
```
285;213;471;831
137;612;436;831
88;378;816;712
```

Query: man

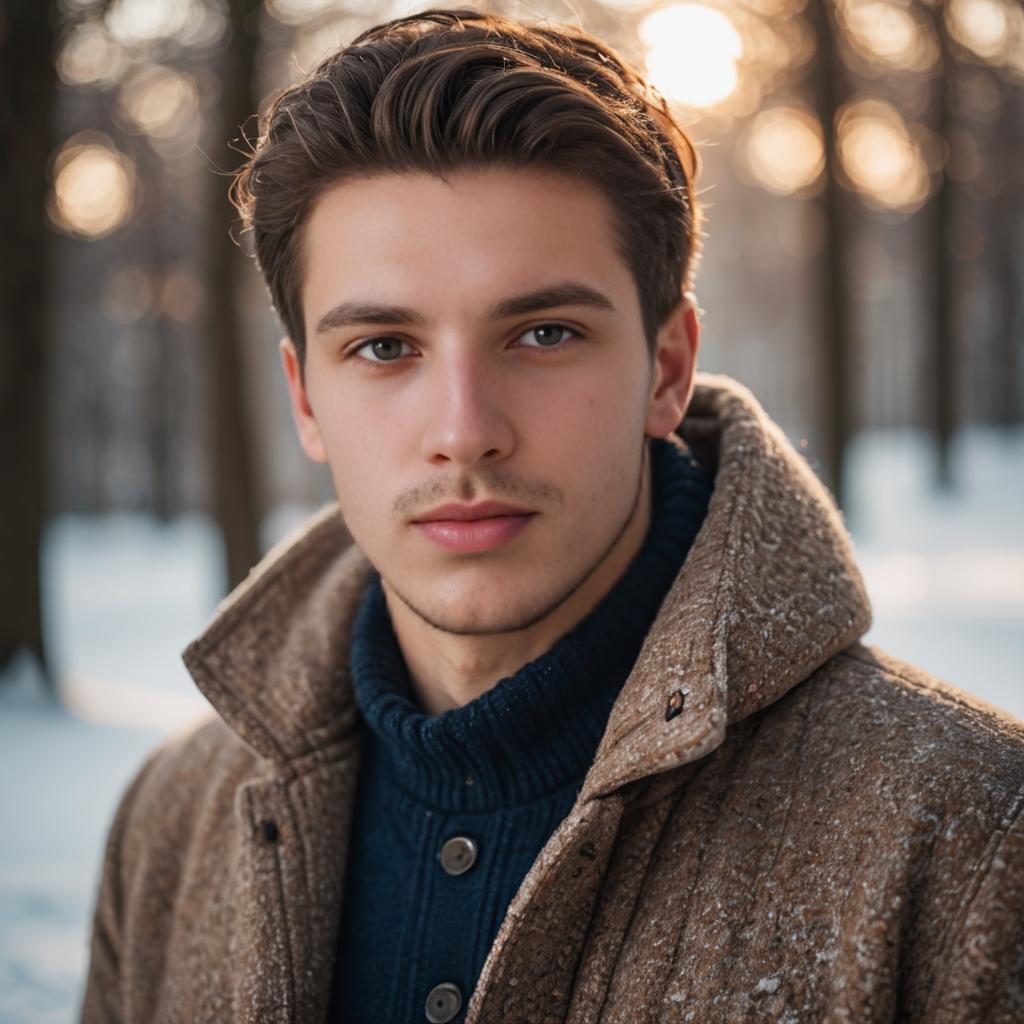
81;8;1023;1023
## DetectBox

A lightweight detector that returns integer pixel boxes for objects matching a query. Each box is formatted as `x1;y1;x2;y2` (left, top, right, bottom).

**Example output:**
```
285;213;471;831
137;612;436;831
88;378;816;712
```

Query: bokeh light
836;99;931;213
268;0;348;26
945;0;1018;64
102;265;154;324
57;21;128;88
161;267;203;322
104;0;224;48
840;1;938;72
119;66;199;139
49;137;135;239
639;4;743;109
744;106;825;195
742;16;815;77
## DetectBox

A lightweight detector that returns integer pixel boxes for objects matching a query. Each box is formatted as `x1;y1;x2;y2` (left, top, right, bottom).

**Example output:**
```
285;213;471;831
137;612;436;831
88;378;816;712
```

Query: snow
1;426;1021;1022
846;426;1024;721
0;677;163;1024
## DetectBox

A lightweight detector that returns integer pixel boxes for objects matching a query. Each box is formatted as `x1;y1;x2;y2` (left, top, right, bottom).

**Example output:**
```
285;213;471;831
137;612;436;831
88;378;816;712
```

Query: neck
382;447;654;715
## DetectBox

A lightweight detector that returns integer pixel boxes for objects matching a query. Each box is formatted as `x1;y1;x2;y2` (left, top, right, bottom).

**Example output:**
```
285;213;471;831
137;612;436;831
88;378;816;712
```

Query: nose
418;349;515;469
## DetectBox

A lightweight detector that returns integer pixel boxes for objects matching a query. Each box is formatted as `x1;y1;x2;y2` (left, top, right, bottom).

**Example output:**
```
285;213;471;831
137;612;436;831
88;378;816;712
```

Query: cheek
308;392;404;529
522;364;647;500
548;360;649;452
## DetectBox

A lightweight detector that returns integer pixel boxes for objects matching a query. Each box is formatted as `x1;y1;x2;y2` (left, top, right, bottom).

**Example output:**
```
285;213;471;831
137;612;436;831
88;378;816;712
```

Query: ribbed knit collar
348;438;713;813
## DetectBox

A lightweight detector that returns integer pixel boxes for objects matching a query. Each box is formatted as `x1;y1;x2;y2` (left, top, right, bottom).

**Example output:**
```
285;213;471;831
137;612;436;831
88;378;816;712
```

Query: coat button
439;836;477;876
425;981;462;1022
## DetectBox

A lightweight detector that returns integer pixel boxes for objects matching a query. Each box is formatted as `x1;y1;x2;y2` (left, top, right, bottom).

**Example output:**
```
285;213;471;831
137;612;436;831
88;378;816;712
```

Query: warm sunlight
639;3;744;109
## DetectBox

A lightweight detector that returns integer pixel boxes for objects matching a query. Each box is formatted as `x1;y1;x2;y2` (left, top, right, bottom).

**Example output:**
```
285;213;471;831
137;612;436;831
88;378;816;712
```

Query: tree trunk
991;83;1023;426
927;11;956;488
806;0;852;511
200;0;264;591
0;0;58;688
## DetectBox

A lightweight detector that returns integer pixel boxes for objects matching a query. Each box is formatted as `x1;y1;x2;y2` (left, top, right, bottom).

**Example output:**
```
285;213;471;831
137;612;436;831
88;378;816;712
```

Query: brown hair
231;6;702;367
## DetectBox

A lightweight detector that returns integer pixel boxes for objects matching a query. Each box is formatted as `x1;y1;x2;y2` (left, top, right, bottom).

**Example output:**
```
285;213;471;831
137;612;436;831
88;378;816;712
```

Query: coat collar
182;372;871;793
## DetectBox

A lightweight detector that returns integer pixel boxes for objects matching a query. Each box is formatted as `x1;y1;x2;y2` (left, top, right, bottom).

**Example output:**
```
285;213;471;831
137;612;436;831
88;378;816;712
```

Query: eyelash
347;322;582;365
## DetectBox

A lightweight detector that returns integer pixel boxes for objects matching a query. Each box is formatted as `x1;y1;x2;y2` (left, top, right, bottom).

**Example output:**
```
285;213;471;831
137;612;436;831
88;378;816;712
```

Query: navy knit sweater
329;439;714;1023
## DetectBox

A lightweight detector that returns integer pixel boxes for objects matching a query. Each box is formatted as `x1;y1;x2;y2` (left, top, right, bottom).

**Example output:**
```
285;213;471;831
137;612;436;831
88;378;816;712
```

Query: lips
413;501;533;523
411;502;535;554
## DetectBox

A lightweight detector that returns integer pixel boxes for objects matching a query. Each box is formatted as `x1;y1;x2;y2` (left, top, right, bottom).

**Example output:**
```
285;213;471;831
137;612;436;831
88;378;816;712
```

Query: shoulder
811;644;1024;1017
793;641;1024;865
112;713;262;874
819;640;1024;776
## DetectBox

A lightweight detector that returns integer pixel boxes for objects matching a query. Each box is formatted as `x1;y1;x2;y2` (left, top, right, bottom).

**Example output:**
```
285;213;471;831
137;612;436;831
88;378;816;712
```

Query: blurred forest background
3;0;1023;688
2;0;1023;1017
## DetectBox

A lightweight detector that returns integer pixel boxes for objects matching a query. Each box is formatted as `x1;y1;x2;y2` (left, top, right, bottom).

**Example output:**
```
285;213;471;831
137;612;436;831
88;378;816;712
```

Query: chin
390;573;581;637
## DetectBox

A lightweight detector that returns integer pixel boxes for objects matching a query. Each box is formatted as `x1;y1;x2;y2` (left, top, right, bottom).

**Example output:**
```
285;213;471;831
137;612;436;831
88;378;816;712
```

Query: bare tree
0;0;59;689
991;82;1023;427
806;0;854;511
200;0;265;590
925;4;957;488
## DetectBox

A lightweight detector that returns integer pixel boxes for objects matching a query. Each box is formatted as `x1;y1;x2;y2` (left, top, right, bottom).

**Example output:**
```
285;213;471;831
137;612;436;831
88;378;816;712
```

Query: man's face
282;166;691;635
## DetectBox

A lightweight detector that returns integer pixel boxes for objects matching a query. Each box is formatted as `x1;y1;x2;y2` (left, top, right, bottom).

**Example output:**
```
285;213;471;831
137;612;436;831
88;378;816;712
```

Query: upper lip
413;501;534;523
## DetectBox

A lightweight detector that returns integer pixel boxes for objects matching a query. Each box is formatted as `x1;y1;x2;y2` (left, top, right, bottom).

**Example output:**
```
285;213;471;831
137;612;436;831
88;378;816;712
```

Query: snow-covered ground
1;427;1021;1023
847;427;1024;720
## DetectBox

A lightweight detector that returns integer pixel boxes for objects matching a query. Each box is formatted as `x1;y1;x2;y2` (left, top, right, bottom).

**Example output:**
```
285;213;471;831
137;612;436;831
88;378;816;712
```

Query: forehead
299;167;638;330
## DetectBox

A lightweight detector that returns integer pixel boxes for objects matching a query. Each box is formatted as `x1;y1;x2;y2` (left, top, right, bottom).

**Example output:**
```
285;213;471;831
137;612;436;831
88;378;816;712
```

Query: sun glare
640;4;744;109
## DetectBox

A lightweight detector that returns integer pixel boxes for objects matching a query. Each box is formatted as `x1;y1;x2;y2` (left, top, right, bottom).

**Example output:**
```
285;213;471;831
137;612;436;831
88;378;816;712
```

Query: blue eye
517;324;578;348
353;337;412;362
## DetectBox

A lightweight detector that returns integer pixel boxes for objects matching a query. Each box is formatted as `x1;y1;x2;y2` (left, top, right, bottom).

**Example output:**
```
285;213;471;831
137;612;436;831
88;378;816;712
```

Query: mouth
413;501;534;523
411;502;536;554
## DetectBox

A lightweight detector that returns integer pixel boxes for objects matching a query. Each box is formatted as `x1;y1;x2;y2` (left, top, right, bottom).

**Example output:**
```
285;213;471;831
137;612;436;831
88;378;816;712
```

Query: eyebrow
314;280;617;336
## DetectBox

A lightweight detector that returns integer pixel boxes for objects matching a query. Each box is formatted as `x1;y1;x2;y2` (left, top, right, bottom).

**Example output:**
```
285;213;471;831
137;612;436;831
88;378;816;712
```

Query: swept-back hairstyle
231;6;702;365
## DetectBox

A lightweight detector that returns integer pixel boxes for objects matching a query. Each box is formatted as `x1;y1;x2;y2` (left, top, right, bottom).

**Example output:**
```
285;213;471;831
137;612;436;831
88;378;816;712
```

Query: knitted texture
330;440;713;1022
80;373;1024;1024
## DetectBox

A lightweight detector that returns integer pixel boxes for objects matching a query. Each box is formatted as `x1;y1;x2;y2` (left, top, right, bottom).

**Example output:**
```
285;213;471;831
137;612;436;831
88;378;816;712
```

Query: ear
644;292;700;439
279;337;327;463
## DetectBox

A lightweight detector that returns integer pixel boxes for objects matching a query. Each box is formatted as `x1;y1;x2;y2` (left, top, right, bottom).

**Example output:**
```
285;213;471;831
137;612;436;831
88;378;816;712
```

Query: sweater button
439;836;477;876
425;981;462;1022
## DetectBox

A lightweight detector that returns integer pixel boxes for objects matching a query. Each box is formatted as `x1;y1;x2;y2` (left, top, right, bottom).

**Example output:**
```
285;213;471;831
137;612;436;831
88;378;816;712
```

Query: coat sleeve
923;788;1024;1023
78;746;164;1024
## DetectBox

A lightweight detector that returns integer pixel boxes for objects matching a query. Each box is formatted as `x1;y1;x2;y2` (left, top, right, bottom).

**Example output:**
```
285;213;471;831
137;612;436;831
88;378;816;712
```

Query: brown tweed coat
81;373;1024;1023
